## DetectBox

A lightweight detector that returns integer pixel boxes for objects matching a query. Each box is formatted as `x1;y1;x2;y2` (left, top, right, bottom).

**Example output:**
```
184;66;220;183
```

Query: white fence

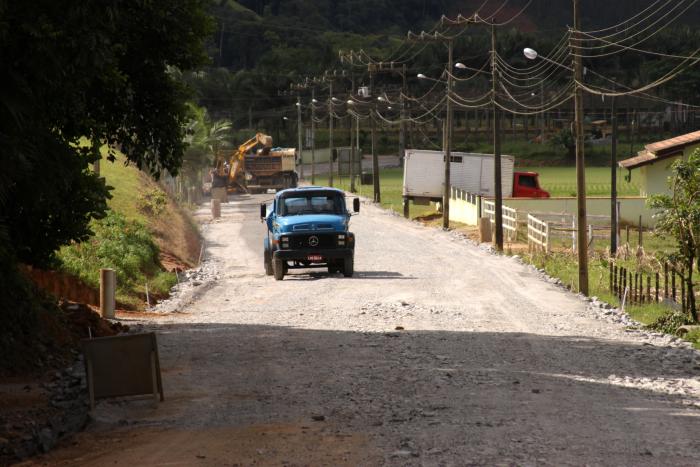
483;200;518;242
527;212;612;253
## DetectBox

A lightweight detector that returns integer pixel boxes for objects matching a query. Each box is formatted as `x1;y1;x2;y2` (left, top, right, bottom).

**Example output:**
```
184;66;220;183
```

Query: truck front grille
289;233;336;249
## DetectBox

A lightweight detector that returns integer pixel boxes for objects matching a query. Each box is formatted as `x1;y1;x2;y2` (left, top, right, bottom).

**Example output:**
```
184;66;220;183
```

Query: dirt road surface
28;195;700;466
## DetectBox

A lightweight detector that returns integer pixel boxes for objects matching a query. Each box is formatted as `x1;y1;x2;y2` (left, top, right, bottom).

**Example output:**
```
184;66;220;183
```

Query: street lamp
523;47;538;60
524;44;588;295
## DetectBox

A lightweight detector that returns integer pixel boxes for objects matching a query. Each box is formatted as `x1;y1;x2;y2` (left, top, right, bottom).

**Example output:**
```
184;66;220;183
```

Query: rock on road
31;194;700;466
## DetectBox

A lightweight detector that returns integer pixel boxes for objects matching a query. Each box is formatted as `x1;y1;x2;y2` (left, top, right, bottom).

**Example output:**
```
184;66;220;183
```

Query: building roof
619;129;700;170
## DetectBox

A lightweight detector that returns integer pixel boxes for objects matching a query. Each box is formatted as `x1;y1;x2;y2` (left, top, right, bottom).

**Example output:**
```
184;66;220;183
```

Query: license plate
307;255;323;262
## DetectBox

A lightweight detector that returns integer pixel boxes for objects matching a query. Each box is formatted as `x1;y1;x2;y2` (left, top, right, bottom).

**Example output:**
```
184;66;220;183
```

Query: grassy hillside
58;148;201;309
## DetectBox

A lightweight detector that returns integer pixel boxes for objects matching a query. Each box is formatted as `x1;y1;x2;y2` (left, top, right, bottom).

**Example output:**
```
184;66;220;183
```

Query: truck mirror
260;203;266;219
353;198;360;213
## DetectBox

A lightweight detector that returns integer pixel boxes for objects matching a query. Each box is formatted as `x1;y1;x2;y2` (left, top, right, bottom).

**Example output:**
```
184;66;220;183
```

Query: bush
137;188;168;216
646;310;693;335
59;211;161;295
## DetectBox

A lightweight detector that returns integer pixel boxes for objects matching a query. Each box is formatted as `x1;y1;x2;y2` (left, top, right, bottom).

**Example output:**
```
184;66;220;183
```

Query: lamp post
418;62;453;230
523;2;589;295
347;99;358;192
311;95;317;184
296;97;303;181
328;82;334;187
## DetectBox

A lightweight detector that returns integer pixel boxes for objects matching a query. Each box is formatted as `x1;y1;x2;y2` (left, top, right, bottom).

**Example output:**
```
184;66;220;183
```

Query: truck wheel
273;259;285;280
342;257;354;277
264;249;273;276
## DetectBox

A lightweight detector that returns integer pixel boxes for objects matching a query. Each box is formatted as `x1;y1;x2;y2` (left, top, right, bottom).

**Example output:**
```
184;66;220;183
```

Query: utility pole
328;80;334;187
350;71;357;193
370;67;380;202
399;64;407;167
408;30;455;229
443;39;453;230
296;93;304;181
610;80;618;254
491;25;504;251
573;0;589;295
311;88;316;184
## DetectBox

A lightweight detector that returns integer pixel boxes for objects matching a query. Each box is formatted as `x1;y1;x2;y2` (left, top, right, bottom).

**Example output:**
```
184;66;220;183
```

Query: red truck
512;171;550;198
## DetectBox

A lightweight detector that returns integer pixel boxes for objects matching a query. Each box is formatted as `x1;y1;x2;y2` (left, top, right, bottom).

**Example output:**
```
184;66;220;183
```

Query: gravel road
30;194;700;466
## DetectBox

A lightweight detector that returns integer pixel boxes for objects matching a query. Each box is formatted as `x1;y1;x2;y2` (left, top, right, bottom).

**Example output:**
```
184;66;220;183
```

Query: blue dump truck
260;187;360;280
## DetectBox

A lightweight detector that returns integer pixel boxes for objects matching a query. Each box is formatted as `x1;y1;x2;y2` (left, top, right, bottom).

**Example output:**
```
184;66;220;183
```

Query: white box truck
402;149;548;216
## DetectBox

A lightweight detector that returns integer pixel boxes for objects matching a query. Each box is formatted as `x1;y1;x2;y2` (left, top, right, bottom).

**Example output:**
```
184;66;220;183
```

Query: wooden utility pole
350;71;357;193
443;39;453;230
610;80;618;254
328;80;334;187
491;24;504;252
399;64;407;167
311;88;316;184
573;0;589;295
370;68;380;202
297;93;304;181
407;30;455;229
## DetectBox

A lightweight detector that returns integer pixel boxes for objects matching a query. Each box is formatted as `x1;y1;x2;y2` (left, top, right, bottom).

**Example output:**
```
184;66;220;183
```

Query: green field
521;166;641;197
334;168;437;218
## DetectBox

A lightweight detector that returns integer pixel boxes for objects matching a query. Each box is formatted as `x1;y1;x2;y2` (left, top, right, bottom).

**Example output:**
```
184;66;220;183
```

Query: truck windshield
278;192;345;216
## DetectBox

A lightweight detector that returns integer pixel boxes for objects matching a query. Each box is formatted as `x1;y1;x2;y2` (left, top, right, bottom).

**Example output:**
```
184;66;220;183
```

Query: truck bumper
273;248;353;261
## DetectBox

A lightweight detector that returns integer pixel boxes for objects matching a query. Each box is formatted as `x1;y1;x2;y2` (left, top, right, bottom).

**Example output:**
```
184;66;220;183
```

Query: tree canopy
0;0;211;267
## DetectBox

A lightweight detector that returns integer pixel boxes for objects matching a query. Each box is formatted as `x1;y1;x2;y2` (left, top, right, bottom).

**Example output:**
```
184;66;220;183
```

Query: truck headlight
281;236;289;249
337;234;345;246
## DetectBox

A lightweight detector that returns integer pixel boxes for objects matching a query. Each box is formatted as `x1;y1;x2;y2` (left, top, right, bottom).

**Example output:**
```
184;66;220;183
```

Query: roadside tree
648;150;700;322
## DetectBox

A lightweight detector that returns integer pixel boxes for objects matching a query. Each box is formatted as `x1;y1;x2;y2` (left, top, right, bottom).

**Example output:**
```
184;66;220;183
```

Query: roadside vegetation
0;1;210;375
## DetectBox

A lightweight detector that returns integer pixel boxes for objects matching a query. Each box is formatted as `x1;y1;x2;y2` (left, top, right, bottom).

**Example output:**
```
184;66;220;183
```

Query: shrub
59;211;161;294
137;188;168;216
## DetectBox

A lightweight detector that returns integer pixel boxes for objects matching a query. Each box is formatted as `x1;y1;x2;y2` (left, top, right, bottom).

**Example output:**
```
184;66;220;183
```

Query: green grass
334;168;438;219
684;329;700;350
57;145;183;309
100;150;148;223
521;166;641;197
527;252;670;325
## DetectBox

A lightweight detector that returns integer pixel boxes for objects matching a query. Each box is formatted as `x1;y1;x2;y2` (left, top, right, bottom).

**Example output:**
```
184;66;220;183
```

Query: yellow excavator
213;133;297;194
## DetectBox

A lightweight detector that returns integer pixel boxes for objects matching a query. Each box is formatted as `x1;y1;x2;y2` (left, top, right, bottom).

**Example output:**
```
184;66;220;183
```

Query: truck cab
261;187;360;280
512;172;550;198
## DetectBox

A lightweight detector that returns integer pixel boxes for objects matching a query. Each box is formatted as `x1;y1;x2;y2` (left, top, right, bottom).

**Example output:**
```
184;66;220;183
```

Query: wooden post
664;263;669;298
655;272;660;303
681;274;686;314
626;225;630;244
646;276;651;304
672;268;677;302
100;268;116;319
211;199;221;219
612;264;616;294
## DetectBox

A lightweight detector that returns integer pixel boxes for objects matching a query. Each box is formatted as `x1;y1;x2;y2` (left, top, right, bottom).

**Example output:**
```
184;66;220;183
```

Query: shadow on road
30;321;700;466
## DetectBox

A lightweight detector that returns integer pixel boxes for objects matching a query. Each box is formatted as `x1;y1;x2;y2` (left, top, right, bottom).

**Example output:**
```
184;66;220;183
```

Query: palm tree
182;104;233;189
